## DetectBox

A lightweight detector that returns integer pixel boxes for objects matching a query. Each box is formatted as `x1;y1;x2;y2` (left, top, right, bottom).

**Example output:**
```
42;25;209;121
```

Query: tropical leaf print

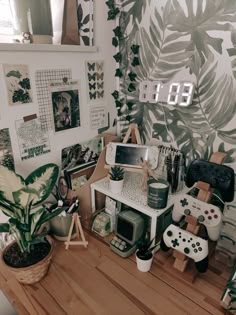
118;0;236;166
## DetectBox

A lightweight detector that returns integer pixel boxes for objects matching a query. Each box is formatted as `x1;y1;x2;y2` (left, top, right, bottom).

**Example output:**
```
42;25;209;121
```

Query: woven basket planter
1;237;54;285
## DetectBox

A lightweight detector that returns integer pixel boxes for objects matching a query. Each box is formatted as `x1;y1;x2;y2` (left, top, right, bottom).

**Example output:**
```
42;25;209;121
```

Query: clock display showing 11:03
139;81;195;106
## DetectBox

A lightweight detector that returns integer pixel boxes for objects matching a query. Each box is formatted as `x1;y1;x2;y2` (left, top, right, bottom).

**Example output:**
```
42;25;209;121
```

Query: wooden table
0;232;230;315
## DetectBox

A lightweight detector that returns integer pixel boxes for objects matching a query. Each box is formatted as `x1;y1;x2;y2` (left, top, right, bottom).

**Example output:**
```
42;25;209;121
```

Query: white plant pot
136;252;153;272
109;179;124;194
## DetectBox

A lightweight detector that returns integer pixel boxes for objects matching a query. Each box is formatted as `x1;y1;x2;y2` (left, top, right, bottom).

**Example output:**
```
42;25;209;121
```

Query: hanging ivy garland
105;0;140;124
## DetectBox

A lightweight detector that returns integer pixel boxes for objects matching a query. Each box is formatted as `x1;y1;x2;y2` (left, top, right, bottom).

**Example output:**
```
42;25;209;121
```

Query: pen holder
147;178;169;209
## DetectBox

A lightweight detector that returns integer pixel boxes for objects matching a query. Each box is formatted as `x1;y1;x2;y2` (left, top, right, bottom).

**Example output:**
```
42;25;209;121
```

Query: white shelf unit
91;172;187;242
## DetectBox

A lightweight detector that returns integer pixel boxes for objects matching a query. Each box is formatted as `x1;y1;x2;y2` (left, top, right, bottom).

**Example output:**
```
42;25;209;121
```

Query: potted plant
0;164;63;284
109;165;124;194
136;235;159;272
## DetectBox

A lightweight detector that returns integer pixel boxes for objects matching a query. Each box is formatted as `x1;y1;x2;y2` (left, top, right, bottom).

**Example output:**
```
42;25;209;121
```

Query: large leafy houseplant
0;164;63;283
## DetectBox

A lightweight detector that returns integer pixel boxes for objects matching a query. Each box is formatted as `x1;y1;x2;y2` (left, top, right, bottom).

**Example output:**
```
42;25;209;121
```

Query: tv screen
116;217;133;241
116;210;145;246
115;146;148;166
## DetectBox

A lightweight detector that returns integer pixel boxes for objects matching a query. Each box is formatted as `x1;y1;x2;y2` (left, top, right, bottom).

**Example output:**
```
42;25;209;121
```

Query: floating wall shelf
0;43;98;53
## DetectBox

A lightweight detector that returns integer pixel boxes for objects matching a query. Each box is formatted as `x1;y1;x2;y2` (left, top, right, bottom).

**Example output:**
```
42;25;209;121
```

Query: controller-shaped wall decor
160;224;209;273
185;159;235;202
172;194;222;241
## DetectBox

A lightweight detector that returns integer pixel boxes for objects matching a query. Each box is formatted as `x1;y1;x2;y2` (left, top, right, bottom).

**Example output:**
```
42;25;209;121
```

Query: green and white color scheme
117;0;236;169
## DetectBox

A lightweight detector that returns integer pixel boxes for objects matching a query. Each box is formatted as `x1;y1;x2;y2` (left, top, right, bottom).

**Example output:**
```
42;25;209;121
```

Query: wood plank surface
0;232;230;315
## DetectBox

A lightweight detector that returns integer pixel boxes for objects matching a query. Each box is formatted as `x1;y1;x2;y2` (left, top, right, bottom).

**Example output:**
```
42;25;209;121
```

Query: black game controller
185;159;235;202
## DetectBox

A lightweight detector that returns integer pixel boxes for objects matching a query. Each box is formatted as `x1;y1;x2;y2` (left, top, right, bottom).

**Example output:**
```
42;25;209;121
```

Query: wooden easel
172;152;226;275
65;213;88;250
122;123;141;144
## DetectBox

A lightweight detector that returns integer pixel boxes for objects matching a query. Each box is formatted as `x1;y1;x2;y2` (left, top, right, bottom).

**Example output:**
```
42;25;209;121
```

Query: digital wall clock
139;81;195;106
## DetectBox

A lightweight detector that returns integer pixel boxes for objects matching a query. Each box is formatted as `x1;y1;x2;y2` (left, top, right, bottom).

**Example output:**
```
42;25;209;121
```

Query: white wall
0;0;116;177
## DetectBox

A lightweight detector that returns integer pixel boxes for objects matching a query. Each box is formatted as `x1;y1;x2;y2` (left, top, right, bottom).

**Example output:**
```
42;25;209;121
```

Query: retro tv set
110;209;145;257
116;210;145;246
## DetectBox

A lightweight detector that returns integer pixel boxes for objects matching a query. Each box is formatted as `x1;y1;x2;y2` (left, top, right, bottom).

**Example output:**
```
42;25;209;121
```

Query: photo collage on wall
3;64;33;106
86;60;104;103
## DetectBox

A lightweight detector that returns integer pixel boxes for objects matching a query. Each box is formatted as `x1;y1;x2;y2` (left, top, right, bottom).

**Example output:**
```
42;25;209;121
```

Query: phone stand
65;213;88;250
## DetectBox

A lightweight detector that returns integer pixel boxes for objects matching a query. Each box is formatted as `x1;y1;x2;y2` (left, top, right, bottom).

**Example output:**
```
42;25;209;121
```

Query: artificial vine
105;0;140;124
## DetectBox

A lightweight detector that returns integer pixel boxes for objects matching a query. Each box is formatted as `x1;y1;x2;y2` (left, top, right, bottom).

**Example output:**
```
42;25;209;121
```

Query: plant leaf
0;223;10;232
0;166;25;205
25;164;59;206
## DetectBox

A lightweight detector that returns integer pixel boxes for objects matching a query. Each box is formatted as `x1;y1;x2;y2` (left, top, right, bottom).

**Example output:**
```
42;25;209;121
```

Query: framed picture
64;162;96;190
61;136;104;170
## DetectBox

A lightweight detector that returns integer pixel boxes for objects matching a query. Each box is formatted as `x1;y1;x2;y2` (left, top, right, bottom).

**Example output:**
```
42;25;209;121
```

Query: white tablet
106;142;158;169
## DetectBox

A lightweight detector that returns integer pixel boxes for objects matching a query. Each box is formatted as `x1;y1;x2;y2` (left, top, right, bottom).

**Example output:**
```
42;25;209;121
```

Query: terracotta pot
1;237;54;284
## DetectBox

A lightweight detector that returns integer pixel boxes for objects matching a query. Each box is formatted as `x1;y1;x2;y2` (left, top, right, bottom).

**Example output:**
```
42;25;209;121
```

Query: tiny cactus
109;165;124;181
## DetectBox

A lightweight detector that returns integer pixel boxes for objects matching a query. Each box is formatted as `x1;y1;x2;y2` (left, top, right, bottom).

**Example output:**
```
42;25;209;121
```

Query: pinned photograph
61;136;104;170
86;60;105;103
0;128;14;171
3;64;33;105
50;80;80;132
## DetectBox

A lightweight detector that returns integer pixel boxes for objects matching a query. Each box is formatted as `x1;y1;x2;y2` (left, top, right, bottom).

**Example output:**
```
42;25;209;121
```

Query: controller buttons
171;239;179;247
190;238;193;241
184;247;190;254
167;231;173;237
197;207;201;210
208;216;212;220
204;210;209;215
210;209;215;213
198;215;205;223
196;242;200;246
184;209;191;216
180;198;188;207
192;244;196;248
199;247;202;251
214;214;218;219
194;249;198;253
182;238;186;242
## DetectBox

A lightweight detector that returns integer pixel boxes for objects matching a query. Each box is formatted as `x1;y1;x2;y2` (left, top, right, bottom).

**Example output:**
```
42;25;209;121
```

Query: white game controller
172;194;222;241
161;224;209;273
105;142;158;169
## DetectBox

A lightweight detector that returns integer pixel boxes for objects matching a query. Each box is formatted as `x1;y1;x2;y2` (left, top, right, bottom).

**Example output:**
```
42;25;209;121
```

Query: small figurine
22;32;33;44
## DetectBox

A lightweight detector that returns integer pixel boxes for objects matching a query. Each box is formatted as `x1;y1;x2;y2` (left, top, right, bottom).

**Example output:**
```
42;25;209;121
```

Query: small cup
147;178;169;209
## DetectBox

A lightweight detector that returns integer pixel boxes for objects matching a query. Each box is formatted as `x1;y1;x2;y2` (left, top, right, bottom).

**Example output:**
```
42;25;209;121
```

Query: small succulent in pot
109;165;124;181
0;164;63;274
136;235;159;260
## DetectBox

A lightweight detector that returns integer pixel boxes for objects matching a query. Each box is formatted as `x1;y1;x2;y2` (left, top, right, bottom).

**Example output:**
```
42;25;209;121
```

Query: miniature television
116;210;145;246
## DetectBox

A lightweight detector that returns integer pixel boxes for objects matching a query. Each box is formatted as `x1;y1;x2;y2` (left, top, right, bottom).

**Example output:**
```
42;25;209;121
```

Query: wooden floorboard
0;232;230;315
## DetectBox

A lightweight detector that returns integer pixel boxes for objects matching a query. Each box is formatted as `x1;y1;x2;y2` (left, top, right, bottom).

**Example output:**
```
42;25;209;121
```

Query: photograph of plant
107;0;236;169
3;64;33;105
77;0;94;46
0;128;14;171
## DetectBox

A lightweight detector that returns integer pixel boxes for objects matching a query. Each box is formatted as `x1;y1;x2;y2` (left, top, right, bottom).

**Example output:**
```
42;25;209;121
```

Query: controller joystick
161;224;209;273
172;194;222;241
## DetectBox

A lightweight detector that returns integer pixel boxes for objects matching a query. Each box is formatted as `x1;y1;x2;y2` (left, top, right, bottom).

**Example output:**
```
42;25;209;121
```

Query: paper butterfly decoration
97;90;104;98
89;91;97;99
88;73;96;81
89;82;96;90
97;82;104;89
96;72;104;80
96;62;104;71
87;62;95;71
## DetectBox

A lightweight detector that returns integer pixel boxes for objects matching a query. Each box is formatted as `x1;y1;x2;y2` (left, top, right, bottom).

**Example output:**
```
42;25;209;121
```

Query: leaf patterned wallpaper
118;0;236;170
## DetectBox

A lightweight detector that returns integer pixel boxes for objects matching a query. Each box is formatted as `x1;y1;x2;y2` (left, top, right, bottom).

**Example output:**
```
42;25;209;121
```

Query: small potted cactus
109;165;124;194
136;235;159;272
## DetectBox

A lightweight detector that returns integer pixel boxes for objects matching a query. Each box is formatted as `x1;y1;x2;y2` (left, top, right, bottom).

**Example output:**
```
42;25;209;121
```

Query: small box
92;212;111;237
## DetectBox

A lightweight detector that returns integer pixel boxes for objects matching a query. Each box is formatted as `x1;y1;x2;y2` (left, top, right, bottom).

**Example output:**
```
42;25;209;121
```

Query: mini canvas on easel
65;213;88;250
